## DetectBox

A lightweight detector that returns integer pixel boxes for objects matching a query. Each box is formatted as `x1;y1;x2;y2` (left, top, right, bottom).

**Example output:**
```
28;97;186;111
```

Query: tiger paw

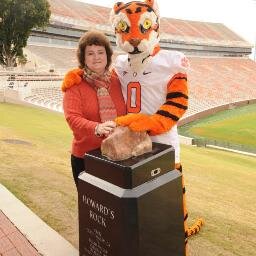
115;113;148;126
129;115;171;135
128;115;153;132
61;68;83;92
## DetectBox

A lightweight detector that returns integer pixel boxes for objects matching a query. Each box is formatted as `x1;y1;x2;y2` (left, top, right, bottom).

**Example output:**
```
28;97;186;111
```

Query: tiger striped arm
61;68;83;92
129;73;188;135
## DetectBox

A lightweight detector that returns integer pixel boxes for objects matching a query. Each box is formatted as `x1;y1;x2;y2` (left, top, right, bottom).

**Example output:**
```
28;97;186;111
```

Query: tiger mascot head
110;0;160;71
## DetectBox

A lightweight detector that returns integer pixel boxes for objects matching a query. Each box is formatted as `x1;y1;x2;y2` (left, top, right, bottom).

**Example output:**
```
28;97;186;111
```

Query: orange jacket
63;71;126;157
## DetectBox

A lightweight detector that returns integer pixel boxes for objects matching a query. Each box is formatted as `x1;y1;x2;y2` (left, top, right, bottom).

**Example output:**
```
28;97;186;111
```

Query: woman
62;31;126;187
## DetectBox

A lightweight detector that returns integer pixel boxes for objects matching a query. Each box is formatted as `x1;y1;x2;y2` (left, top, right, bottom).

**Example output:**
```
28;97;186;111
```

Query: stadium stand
1;0;256;123
25;45;77;72
0;72;63;112
184;56;256;122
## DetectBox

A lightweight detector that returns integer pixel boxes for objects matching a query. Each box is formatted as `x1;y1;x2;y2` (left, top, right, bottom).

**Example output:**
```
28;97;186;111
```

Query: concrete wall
0;90;4;102
179;135;194;145
3;87;32;104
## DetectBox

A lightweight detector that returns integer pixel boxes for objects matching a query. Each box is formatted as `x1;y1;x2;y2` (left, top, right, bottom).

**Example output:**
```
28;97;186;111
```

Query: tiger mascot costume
62;0;203;254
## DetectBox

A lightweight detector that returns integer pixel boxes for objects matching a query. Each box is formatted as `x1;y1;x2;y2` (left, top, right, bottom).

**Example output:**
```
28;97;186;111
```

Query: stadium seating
1;0;256;123
26;45;77;71
3;54;253;119
181;56;256;121
23;81;63;112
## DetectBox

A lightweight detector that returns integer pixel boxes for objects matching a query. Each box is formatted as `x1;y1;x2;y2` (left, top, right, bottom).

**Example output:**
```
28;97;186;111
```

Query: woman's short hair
77;31;113;69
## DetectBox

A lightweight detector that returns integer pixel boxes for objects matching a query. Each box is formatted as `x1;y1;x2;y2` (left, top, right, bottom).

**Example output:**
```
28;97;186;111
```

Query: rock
101;126;152;161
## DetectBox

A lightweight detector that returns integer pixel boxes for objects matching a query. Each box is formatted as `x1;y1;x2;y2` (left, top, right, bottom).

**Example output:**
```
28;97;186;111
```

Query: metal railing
192;138;256;154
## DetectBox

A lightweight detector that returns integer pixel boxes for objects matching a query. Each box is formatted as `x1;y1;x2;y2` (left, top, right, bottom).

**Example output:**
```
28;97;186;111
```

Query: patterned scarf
83;68;117;122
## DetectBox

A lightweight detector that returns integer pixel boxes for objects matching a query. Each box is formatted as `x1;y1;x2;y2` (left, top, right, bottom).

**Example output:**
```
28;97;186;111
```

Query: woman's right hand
95;121;116;137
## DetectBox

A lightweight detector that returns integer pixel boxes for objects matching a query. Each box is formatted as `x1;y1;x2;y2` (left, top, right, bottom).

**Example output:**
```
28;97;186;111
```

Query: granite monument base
78;143;184;256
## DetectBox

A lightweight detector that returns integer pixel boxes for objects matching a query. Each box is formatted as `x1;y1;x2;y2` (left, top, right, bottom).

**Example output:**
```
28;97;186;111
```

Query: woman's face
85;45;107;75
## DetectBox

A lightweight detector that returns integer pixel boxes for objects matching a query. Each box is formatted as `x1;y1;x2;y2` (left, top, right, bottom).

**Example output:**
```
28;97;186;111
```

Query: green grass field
0;102;256;255
179;104;256;152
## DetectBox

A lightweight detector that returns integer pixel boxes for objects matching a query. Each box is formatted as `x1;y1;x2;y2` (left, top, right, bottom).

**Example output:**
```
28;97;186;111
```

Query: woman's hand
95;121;116;137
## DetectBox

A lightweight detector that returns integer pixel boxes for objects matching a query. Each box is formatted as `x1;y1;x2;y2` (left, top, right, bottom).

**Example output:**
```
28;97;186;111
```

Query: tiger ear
110;2;125;28
113;2;125;13
145;0;160;17
145;0;154;7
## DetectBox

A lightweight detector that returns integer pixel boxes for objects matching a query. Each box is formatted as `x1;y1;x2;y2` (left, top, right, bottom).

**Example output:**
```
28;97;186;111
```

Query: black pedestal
78;143;184;256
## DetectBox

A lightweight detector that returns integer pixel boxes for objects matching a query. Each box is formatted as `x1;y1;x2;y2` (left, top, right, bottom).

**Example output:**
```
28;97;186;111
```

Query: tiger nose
129;38;141;47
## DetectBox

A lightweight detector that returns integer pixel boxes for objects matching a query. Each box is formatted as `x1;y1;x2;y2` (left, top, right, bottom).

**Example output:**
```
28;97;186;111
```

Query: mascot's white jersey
114;49;188;163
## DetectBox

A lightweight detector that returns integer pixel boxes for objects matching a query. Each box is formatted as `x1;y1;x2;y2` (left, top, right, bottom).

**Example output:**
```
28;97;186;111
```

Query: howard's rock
101;126;152;161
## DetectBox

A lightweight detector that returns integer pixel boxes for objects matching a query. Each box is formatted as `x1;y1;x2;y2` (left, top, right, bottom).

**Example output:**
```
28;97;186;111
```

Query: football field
179;103;256;152
0;102;255;255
